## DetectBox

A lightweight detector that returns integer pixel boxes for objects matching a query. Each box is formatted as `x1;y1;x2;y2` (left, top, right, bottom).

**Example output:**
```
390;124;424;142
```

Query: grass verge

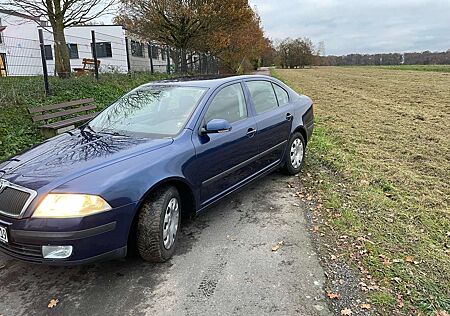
273;67;450;315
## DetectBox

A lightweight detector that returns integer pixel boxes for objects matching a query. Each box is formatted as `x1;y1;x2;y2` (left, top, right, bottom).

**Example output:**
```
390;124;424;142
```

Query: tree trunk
52;22;71;79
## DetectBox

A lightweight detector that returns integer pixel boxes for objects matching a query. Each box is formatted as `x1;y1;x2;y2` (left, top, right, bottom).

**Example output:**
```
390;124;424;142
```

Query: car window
273;83;289;105
246;81;278;114
204;83;247;124
88;85;207;137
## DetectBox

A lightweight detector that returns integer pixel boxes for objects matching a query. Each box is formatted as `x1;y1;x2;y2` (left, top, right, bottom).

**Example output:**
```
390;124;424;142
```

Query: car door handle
286;113;293;121
246;128;257;137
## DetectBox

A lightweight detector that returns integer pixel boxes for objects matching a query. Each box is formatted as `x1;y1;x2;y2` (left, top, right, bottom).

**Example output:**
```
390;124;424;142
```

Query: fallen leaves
48;299;59;309
360;303;371;309
271;241;284;252
326;292;340;299
396;294;404;308
436;310;450;316
340;307;352;315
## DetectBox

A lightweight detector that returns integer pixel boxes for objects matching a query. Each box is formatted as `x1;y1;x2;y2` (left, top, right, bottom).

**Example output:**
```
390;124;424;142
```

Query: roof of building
0;9;41;21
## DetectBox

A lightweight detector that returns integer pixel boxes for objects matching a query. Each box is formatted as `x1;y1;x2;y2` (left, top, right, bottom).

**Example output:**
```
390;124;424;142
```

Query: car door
191;82;258;206
244;80;293;168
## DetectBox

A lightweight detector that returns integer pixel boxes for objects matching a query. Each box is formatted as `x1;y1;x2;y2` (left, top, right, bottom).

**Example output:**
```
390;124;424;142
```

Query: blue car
0;75;314;264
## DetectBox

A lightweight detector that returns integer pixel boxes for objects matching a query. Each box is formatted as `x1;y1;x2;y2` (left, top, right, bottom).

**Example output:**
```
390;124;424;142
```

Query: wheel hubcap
162;197;179;250
290;138;304;169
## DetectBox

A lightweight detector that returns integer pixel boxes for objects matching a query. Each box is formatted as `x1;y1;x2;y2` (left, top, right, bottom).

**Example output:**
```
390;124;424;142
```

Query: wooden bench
73;58;100;76
28;98;98;137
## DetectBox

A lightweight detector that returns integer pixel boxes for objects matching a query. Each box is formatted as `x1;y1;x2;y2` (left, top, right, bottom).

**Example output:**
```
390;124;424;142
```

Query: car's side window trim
197;81;250;131
271;82;290;106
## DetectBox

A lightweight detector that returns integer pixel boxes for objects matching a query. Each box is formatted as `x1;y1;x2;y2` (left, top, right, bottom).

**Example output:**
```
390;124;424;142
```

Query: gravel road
0;172;331;316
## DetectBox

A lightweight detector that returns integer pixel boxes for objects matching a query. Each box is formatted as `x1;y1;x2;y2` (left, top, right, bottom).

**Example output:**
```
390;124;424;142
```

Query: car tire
137;186;181;262
282;132;306;175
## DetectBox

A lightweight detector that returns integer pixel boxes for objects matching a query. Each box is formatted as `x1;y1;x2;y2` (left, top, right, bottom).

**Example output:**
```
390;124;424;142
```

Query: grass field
378;65;450;73
0;73;170;161
274;67;450;314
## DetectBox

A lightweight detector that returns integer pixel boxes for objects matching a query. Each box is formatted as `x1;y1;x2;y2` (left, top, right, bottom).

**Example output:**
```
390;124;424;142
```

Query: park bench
73;58;100;76
28;98;98;137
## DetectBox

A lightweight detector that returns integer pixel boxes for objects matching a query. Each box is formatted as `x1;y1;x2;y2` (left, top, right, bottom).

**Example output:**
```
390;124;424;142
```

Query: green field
378;64;450;72
274;67;450;315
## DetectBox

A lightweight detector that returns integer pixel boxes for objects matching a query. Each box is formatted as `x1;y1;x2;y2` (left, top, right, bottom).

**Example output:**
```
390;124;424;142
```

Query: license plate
0;226;8;244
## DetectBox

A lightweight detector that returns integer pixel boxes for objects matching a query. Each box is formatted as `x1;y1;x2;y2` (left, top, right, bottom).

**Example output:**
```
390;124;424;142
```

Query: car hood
0;129;173;191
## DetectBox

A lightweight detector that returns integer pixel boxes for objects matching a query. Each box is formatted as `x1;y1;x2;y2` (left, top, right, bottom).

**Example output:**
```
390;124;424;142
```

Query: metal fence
0;28;219;95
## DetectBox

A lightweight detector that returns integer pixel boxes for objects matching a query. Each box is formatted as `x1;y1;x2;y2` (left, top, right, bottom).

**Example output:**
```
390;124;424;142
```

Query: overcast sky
249;0;450;55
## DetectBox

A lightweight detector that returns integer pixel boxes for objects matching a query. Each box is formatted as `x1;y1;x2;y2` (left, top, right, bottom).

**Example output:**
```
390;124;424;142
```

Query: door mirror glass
203;119;232;134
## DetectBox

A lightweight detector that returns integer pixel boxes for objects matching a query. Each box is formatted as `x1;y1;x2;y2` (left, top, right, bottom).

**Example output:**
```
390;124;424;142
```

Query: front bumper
0;203;135;265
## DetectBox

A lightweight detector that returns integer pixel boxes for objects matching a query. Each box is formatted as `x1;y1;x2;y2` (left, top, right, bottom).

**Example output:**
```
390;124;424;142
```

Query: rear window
273;84;289;105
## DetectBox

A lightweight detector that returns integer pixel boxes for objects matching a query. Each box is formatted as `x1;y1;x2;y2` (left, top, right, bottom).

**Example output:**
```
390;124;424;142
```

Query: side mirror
202;119;232;134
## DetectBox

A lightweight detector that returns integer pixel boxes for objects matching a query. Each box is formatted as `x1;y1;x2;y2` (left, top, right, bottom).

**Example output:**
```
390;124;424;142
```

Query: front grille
0;240;43;260
0;187;31;216
0;180;37;218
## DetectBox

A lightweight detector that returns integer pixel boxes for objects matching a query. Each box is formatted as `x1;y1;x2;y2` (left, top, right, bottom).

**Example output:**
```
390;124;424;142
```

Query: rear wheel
283;132;306;175
137;186;181;262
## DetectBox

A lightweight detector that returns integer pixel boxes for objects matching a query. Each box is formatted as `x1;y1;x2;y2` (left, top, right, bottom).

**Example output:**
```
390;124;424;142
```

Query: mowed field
274;67;450;314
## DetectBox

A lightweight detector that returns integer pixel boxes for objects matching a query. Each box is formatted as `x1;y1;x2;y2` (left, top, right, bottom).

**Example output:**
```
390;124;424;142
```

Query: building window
131;40;144;57
161;48;166;61
151;46;159;59
67;43;79;59
91;42;112;58
44;45;53;60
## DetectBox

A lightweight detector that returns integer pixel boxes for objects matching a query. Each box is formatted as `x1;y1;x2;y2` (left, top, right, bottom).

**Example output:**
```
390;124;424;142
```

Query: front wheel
137;186;181;262
282;132;306;175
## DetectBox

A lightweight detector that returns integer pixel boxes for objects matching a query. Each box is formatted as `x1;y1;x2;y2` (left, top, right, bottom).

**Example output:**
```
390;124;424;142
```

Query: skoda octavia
0;75;313;264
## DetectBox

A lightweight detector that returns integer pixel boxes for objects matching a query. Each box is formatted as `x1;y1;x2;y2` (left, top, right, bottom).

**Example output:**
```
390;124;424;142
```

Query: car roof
144;74;274;89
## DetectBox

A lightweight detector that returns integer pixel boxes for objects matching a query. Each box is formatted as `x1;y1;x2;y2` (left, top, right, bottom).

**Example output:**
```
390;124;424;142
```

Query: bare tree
0;0;115;78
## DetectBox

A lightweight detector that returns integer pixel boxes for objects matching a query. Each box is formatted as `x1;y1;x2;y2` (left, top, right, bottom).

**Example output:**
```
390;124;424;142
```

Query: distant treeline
318;50;450;66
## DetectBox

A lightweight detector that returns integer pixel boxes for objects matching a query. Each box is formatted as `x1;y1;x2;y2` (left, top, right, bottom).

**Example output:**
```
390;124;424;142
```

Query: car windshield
87;85;207;137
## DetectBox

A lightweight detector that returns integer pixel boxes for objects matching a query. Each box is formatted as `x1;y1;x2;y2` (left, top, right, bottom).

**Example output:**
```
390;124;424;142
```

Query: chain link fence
0;27;219;95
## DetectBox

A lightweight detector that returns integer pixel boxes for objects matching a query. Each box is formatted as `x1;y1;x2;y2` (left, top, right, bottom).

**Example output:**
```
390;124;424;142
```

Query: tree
203;7;266;73
276;37;316;69
116;0;263;74
0;0;115;78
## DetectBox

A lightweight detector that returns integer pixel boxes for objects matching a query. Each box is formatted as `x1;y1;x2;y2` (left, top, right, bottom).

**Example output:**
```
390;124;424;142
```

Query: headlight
33;194;112;218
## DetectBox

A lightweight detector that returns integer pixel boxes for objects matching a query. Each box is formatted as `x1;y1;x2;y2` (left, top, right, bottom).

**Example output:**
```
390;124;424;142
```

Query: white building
0;10;170;76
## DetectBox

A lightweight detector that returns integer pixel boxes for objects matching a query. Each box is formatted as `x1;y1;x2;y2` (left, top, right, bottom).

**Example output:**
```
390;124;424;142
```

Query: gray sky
249;0;450;55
